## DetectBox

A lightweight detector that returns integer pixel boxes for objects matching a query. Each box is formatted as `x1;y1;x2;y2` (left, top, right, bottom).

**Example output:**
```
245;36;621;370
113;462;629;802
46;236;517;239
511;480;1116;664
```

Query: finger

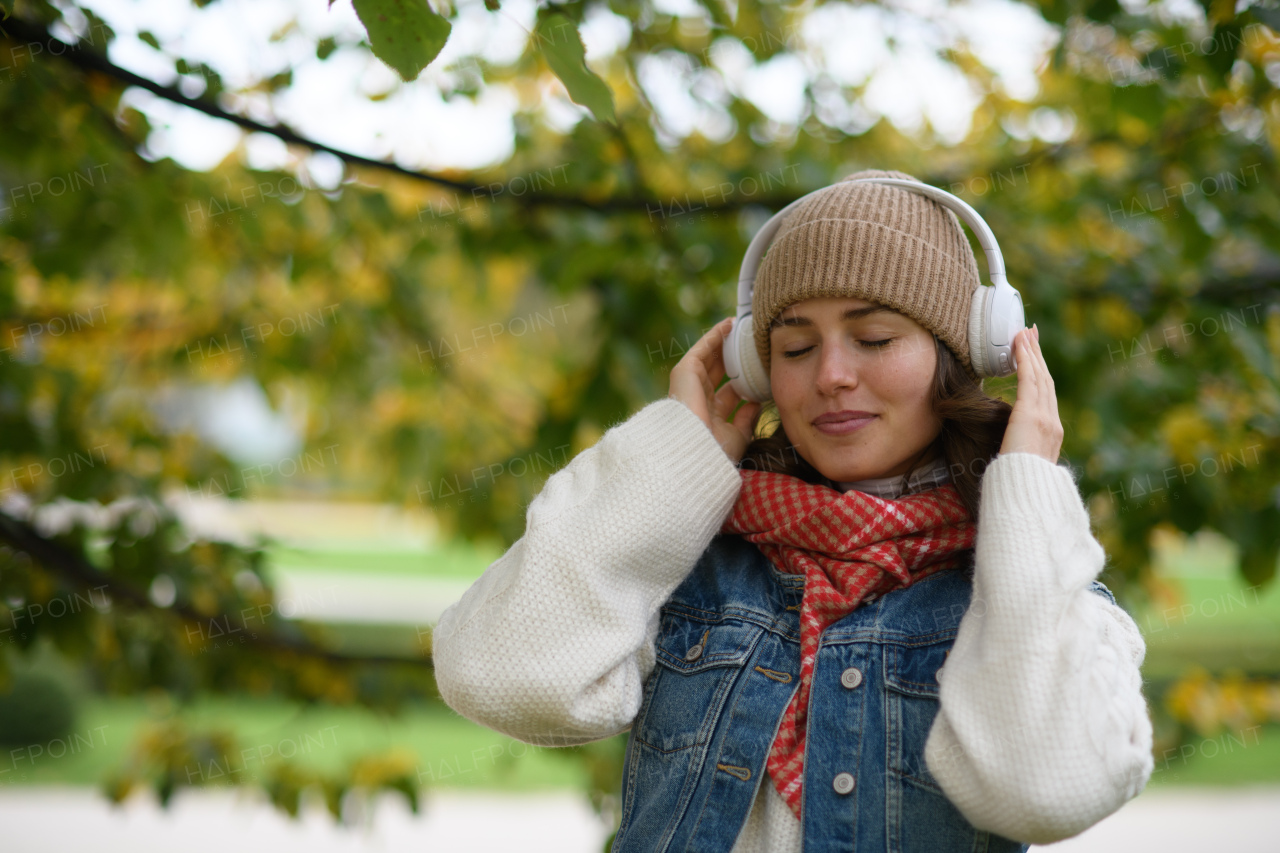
1030;323;1054;387
685;317;734;382
1029;324;1059;414
685;317;734;364
1022;328;1047;383
1016;329;1062;432
1013;325;1034;379
712;376;741;421
674;320;729;392
1012;329;1039;397
733;400;762;439
1020;326;1053;400
1015;328;1039;379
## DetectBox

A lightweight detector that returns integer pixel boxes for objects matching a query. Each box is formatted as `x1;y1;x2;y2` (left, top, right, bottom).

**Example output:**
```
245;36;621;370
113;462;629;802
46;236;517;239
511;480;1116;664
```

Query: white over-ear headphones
723;177;1026;403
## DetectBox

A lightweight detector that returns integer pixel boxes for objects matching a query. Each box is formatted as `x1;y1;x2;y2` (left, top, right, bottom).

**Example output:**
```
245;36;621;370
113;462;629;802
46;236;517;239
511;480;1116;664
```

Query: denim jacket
612;533;1119;853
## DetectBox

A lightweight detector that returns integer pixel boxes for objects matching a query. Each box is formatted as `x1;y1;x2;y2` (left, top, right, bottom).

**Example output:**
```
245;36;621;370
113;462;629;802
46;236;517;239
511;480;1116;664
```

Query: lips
813;410;876;425
812;410;877;436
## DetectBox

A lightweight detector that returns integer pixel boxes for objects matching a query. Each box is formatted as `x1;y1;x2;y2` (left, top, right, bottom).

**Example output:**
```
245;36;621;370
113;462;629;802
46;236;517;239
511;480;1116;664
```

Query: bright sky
62;0;1065;175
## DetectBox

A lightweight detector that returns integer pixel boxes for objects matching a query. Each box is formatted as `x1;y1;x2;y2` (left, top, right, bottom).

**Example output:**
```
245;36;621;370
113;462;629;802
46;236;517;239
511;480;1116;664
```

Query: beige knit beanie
752;168;982;379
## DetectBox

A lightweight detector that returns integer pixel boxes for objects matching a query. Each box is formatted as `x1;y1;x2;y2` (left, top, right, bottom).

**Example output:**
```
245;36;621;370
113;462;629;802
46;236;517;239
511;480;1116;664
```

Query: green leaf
316;36;338;60
139;30;161;50
534;13;616;125
1083;0;1121;22
351;0;451;82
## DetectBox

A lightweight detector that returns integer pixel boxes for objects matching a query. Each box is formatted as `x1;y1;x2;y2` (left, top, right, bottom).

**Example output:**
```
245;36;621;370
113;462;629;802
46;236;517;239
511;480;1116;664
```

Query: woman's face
769;296;943;483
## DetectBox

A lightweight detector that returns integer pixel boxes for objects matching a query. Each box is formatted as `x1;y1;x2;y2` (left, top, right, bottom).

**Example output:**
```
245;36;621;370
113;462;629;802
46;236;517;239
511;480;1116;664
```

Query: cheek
770;362;808;430
878;348;936;411
770;357;798;399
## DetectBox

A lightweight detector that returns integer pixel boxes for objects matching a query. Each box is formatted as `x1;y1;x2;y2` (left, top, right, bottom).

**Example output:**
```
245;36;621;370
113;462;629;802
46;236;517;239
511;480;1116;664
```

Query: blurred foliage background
0;0;1278;837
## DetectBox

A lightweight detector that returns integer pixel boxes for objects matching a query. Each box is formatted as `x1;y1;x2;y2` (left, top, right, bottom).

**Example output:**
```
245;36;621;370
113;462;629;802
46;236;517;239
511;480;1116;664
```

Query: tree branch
0;14;797;214
0;508;434;668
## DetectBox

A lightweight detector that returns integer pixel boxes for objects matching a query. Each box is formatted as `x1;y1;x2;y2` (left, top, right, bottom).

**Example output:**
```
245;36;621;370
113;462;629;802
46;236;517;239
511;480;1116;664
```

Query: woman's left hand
999;323;1064;463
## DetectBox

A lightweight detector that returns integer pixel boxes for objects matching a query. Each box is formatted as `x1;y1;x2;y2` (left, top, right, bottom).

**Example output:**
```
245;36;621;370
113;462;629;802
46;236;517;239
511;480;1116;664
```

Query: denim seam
660;603;803;643
659;632;763;852
638;628;765;755
685;639;776;847
824;629;958;647
754;666;793;683
654;620;760;672
884;641;950;697
616;667;660;839
884;641;949;797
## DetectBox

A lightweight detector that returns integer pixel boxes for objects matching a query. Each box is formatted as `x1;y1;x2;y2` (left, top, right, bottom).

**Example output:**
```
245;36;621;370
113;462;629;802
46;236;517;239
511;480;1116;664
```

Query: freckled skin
769;296;943;483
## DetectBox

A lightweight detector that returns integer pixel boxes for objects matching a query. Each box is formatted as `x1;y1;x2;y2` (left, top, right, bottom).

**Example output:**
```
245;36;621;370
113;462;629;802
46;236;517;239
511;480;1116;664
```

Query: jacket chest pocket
882;638;952;792
634;612;761;754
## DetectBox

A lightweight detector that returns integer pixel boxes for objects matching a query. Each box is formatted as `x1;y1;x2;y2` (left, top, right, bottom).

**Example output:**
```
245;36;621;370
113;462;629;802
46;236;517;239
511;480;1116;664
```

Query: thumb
733;401;762;439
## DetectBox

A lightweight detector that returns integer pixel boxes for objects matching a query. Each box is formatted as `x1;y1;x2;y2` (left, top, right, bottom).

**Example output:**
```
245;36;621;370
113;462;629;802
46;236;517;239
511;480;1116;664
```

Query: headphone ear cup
987;284;1025;377
967;283;1025;379
967;285;992;378
725;315;772;402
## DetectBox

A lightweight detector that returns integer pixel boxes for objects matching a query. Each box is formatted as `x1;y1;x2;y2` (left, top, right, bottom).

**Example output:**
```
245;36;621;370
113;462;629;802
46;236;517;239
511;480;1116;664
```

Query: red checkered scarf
720;468;975;819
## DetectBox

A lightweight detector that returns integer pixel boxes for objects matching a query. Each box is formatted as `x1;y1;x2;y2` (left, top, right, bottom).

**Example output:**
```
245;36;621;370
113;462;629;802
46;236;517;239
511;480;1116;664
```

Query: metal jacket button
840;667;863;689
685;644;703;662
832;772;855;795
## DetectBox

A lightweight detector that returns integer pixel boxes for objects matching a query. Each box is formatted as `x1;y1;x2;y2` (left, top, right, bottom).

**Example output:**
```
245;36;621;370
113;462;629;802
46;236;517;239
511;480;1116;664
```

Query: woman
432;171;1153;852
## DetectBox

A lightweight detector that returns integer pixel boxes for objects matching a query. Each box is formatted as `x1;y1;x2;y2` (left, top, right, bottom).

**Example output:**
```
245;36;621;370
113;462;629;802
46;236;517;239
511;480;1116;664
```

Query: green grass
1146;723;1280;786
0;697;597;792
266;541;501;581
1132;561;1280;680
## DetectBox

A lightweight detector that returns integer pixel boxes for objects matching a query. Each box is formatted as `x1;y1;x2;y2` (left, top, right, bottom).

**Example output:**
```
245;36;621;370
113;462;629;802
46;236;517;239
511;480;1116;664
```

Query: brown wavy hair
737;335;1012;523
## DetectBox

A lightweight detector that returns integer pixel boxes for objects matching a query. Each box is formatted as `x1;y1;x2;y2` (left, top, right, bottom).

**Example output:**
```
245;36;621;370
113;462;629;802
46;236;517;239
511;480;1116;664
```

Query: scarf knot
720;468;975;818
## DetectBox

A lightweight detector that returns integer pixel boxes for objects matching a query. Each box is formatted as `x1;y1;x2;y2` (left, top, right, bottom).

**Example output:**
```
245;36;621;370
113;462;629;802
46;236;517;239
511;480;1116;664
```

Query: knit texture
433;398;1153;848
720;471;975;817
752;168;982;378
923;452;1155;844
432;397;742;746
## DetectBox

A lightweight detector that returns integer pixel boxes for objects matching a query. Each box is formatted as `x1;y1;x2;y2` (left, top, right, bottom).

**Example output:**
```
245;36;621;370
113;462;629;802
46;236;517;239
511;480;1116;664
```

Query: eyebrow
770;306;895;329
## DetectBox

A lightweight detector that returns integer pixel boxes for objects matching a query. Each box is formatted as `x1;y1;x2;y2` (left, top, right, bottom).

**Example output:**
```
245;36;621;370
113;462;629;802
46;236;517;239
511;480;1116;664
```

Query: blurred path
0;785;1276;851
270;570;474;624
1029;785;1280;851
0;787;609;852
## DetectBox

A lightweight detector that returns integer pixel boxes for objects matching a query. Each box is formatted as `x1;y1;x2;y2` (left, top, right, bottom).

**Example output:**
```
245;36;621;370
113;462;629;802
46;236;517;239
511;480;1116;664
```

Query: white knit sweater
432;398;1154;848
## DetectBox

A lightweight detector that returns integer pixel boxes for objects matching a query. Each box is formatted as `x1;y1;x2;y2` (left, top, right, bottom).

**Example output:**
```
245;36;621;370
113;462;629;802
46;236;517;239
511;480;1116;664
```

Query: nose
813;337;858;397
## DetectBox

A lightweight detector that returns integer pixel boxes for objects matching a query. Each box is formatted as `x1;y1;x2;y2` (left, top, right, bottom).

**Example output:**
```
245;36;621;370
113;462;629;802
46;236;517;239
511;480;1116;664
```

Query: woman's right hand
668;316;763;464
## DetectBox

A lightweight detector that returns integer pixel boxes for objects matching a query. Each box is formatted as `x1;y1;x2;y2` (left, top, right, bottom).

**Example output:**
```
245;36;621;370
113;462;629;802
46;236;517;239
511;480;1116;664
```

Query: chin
811;442;906;482
804;441;876;478
824;466;877;483
808;454;873;484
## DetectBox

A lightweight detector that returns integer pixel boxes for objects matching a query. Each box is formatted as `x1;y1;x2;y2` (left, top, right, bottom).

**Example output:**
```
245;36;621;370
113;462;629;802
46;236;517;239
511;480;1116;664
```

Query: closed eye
780;339;893;359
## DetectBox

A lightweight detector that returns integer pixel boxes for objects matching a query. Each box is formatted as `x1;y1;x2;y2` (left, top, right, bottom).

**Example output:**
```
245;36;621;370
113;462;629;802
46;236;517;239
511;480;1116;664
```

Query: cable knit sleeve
923;452;1154;845
431;398;742;746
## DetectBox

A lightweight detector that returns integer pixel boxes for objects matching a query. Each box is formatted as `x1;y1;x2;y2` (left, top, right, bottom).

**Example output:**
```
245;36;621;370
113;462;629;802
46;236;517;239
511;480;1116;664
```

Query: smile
812;411;877;435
